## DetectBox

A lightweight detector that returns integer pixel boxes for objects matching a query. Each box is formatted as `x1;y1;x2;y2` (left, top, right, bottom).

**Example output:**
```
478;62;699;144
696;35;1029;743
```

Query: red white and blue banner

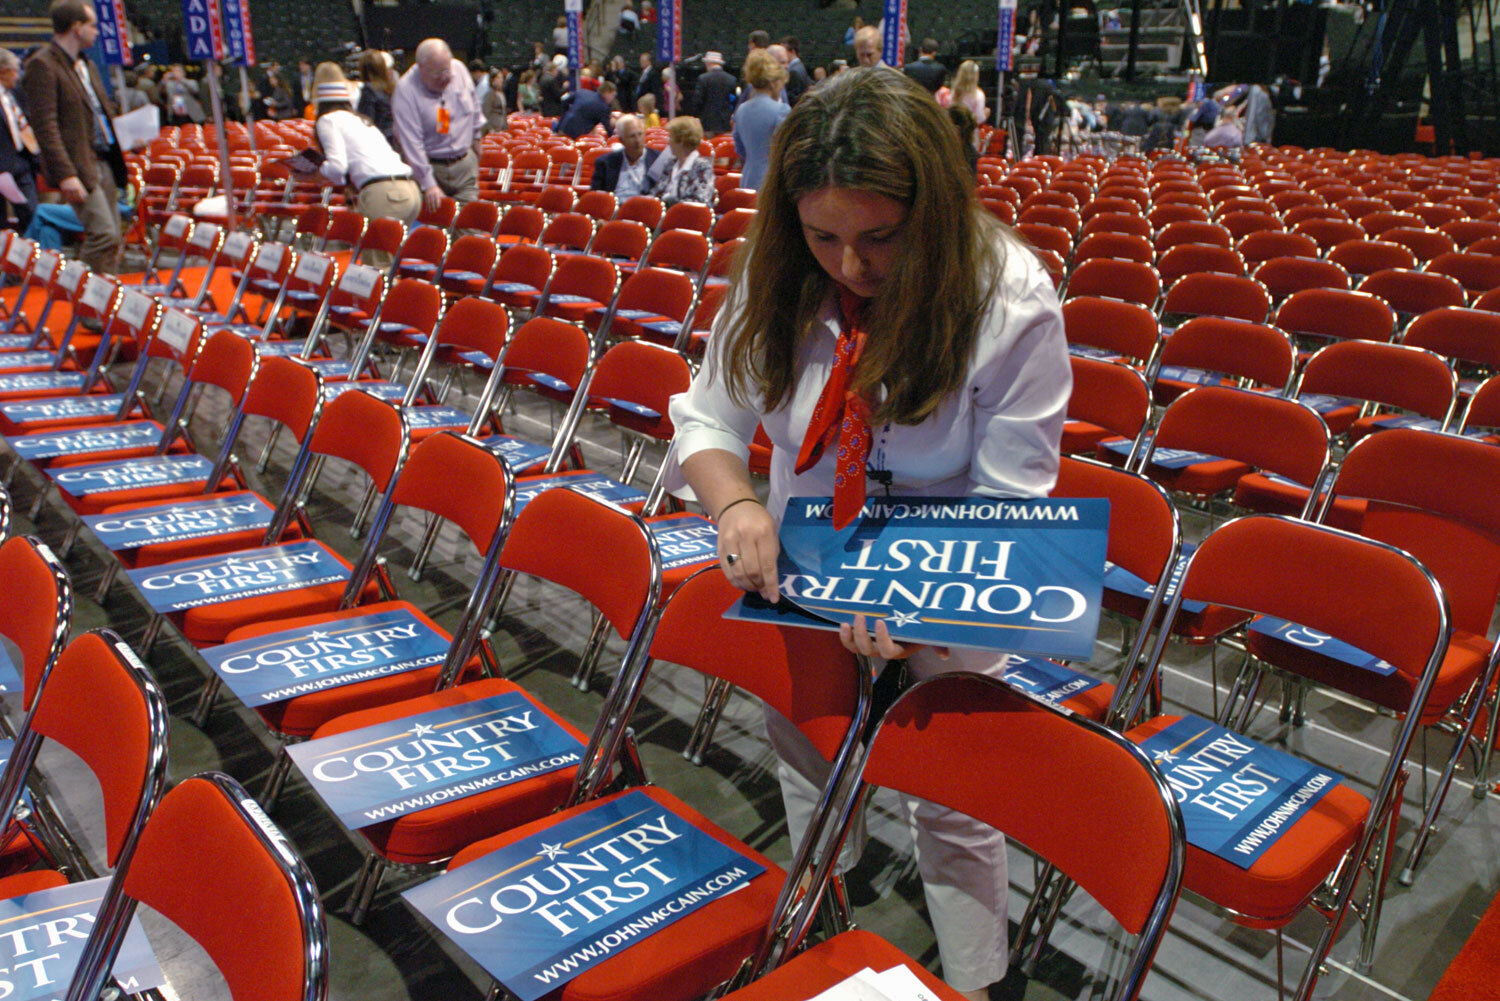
728;496;1109;659
125;541;350;613
647;516;717;571
49;455;213;496
882;0;909;67
8;421;161;461
0;877;165;1001
1135;714;1341;868
655;0;681;64
566;0;583;88
997;0;1018;72
182;0;225;61
82;494;275;551
403;789;765;1000
288;690;583;828
203;608;452;707
514;473;647;515
92;0;132;66
220;0;256;66
1247;617;1398;677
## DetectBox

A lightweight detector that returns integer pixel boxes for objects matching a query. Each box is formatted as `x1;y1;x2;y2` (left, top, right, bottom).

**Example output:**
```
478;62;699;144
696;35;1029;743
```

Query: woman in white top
667;68;1068;1000
310;62;419;266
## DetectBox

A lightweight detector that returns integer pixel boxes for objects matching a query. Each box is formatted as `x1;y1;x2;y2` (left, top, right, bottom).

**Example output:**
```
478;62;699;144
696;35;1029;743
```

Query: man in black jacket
782;36;811;105
634;52;662;112
691;51;735;135
554;80;616;138
0;49;39;232
590;115;659;199
903;39;946;94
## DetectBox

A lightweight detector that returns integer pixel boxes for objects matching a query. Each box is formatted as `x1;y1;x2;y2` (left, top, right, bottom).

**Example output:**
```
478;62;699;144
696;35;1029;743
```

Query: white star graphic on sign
411;723;436;737
538;842;568;861
887;610;922;628
1153;750;1176;765
309;631;329;640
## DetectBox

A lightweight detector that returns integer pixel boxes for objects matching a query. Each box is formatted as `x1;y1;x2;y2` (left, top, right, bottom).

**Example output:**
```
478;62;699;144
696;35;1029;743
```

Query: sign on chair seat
288;689;583;828
82;494;276;550
8;421;163;461
48;455;216;496
124;540;351;613
0;395;129;426
403;788;766;1001
0;877;165;1001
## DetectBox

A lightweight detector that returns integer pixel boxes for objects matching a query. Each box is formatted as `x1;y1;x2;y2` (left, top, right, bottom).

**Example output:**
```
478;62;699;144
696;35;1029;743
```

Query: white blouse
315;110;411;189
667;238;1071;521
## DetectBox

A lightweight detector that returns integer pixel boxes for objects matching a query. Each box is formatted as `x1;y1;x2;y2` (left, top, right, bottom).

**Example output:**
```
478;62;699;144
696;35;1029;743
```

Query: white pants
765;646;1012;992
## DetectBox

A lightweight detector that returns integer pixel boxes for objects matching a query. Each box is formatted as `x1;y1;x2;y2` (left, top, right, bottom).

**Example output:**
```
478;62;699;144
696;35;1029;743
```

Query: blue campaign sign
1155;366;1224;387
0;373;86;393
9;421;161;460
648;516;718;571
1294;393;1360;416
0;335;37;350
1136;714;1341;869
1099;435;1222;470
125;540;350;613
323;381;406;402
514;473;647;515
81;493;274;550
181;0;224;61
203;608;451;706
1102;541;1206;615
288;690;583;829
403;788;765;1001
0;352;60;370
0;876;165;1001
0;394;126;426
0;640;25;695
480;435;550;474
1002;656;1103;706
48;455;214;497
730;496;1109;659
1247;616;1397;677
404;406;471;430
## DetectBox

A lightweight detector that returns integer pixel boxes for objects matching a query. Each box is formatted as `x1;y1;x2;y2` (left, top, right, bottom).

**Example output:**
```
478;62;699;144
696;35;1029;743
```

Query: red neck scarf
795;288;874;530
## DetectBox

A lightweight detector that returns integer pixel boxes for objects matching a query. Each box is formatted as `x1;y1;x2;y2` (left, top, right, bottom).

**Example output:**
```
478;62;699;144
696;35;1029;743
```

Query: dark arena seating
9;1;1500;997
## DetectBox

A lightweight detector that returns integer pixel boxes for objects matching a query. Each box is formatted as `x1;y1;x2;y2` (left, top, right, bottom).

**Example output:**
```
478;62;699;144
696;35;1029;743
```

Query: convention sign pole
183;0;235;230
221;0;258;153
566;0;582;93
882;0;909;67
997;0;1016;158
656;0;681;118
91;0;131;110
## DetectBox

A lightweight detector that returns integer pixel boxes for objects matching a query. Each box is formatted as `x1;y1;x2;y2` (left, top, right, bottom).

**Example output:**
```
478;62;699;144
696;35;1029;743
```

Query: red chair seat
720;929;963;1001
1061;421;1111;454
178;544;377;645
0;406;144;437
58;473;238;517
448;783;786;1001
1127;714;1368;922
1246;627;1488;725
1102;587;1249;642
546;299;606;323
1151;457;1254;497
0;868;69;900
224;601;485;736
312;677;581;862
1231;473;1363;530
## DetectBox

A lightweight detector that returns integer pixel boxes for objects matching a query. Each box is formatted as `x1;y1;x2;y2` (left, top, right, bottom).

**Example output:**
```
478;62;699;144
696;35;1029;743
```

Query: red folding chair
493;204;545;248
1426;251;1500;301
1073;231;1154;265
725;671;1182;1001
1062;296;1162;369
485;243;556;309
1147;203;1210;231
394;225;450;281
1063;258;1161;309
1016;222;1071;259
1065;357;1150;458
1156;244;1246;286
1274;287;1396;350
1151;315;1295;405
638;228;710;275
68;771;328;1001
659;200;715;235
535;254;621;323
1440;218;1500;249
436;234;498;298
536;183;578;216
711;207;757;244
1292;217;1366;253
1252;256;1351;300
1358;267;1468;319
1327;239;1418;278
1124;513;1450;1001
588;219;651;268
451;198;500;237
1380;226;1458;264
1160;272;1271;324
617;195;664;229
1080;212;1153;240
588;266;696;341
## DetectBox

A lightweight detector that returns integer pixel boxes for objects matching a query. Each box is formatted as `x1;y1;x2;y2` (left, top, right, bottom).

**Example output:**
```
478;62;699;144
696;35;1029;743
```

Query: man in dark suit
554;80;616;139
22;0;127;272
590;114;659;200
903;39;947;94
634;52;662;113
606;55;638;112
781;36;811;105
0;49;39;233
691;51;735;135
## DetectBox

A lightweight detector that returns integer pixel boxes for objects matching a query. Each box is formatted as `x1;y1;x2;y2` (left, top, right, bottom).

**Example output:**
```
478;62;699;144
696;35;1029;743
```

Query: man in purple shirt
392;38;483;210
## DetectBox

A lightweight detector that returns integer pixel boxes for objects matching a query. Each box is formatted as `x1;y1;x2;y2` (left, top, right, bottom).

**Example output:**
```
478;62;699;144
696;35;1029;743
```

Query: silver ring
725;553;741;566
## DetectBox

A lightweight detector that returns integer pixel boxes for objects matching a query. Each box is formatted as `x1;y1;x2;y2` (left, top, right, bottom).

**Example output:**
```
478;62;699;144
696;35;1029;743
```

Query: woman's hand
839;614;949;662
717;497;781;603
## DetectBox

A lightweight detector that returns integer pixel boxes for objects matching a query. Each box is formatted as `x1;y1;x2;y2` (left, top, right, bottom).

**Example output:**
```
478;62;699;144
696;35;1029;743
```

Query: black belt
428;151;472;166
358;175;414;192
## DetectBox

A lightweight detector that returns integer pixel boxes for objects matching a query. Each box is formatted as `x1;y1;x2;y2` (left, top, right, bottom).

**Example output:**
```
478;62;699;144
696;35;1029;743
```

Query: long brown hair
718;67;1009;425
358;50;396;96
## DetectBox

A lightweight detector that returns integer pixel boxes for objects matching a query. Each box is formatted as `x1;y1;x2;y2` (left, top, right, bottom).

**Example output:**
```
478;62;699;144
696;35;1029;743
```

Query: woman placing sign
667;68;1070;1000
